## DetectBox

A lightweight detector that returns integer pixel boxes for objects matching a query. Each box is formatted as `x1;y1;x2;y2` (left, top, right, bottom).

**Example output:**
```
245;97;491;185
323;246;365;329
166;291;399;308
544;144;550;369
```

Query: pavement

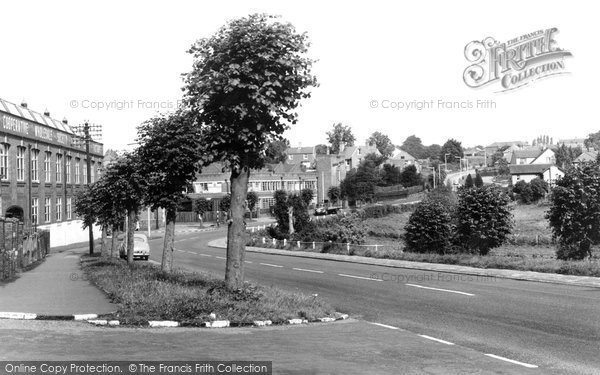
0;247;116;316
208;238;600;288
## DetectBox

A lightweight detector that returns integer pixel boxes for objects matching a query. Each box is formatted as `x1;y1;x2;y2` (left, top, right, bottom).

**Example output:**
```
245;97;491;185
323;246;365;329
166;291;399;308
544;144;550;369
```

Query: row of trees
76;13;318;289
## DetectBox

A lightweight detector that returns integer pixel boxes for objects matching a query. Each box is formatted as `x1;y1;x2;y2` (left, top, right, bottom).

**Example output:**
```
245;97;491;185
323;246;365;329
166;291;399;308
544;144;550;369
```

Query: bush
512;178;548;204
454;186;513;255
547;162;600;260
404;200;454;254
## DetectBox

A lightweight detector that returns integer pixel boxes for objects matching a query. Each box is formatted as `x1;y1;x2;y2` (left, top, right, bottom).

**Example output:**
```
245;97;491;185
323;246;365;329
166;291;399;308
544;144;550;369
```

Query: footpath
208;238;600;288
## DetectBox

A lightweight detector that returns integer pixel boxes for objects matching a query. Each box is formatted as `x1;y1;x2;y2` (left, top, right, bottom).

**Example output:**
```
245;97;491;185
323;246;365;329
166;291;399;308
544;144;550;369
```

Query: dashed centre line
484;354;539;369
338;273;382;281
292;268;324;274
259;263;284;268
368;322;399;330
418;334;455;345
406;283;475;296
215;256;226;260
198;254;212;257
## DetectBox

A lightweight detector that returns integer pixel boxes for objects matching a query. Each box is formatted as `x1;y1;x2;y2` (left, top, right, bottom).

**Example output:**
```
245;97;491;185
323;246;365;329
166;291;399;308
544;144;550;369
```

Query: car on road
314;207;327;216
119;233;150;260
326;207;341;215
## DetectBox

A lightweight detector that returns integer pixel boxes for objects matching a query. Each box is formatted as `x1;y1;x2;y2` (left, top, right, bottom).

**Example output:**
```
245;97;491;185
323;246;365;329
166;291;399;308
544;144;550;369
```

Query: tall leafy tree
464;174;474;188
315;144;329;155
474;172;484;187
367;131;395;159
327;186;341;205
183;14;317;289
136;111;202;271
264;139;289;164
400;135;426;159
584;131;600;151
100;153;146;263
194;197;211;225
555;144;582;168
381;164;402;186
440;139;464;163
326;123;355;154
246;191;259;214
400;165;422;187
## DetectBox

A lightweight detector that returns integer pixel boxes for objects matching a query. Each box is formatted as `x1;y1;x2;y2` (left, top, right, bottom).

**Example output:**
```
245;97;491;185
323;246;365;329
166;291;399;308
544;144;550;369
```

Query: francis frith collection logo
463;28;572;92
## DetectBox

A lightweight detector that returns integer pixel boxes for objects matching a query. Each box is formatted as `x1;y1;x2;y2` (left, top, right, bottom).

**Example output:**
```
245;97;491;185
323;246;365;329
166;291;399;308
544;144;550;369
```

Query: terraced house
0;98;103;240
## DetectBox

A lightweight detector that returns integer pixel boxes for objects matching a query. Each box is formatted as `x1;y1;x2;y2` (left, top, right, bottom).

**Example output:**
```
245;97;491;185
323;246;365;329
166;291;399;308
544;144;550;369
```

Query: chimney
43;109;50;117
62;117;68;125
20;100;28;108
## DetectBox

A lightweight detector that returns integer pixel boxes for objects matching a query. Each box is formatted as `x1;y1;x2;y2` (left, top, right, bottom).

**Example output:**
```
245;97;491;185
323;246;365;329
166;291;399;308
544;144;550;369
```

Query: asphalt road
147;229;600;374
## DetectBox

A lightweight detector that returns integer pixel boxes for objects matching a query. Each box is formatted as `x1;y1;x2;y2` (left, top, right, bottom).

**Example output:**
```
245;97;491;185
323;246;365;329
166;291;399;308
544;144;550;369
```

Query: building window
44;197;51;223
75;158;80;184
66;156;72;183
67;197;72;220
56;154;63;183
44;152;52;182
261;198;276;209
90;161;95;183
0;144;9;179
83;162;87;183
31;198;39;225
31;149;39;182
196;182;209;193
16;146;26;181
56;197;62;222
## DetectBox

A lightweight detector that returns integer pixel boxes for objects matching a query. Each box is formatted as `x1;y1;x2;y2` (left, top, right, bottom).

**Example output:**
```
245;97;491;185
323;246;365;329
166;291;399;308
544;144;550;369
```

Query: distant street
146;228;600;374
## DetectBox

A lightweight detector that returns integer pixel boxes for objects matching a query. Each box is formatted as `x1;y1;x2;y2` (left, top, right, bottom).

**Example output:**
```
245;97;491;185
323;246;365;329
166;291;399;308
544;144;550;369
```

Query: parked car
119;233;150;260
314;207;327;216
326;207;341;215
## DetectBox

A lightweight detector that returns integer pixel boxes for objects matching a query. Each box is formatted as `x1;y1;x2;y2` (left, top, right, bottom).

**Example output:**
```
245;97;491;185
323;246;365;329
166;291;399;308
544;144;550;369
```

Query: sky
0;0;596;151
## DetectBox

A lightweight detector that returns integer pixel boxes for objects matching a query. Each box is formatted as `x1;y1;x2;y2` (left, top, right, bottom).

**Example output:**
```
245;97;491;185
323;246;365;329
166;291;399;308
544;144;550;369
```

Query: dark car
326;207;340;215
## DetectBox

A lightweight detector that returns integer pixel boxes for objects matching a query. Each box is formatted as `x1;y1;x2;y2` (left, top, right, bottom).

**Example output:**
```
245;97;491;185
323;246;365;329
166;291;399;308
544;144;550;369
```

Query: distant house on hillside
510;148;555;165
509;164;564;186
388;149;420;172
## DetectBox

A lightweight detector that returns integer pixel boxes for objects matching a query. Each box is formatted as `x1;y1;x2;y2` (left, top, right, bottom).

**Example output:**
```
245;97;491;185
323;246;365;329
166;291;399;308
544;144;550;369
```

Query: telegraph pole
85;121;94;255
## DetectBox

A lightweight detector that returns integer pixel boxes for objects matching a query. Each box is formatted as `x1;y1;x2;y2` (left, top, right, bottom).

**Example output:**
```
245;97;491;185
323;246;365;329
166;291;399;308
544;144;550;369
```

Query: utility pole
84;121;94;255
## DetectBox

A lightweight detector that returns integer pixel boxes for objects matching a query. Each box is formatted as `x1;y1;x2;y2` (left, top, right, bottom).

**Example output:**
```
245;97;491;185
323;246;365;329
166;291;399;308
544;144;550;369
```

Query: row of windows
30;196;73;224
0;144;97;184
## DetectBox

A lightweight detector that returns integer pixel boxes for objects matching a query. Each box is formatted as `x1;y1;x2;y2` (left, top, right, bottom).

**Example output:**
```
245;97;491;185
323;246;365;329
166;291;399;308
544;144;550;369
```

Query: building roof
511;148;544;159
0;97;74;134
509;164;559;175
287;146;315;155
487;141;528;148
575;151;598;162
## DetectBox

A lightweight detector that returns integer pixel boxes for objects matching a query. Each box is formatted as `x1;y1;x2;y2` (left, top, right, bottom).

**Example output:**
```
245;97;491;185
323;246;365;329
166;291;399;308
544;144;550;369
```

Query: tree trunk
161;208;176;272
100;226;108;258
126;209;137;264
110;228;117;258
288;205;294;235
225;167;249;289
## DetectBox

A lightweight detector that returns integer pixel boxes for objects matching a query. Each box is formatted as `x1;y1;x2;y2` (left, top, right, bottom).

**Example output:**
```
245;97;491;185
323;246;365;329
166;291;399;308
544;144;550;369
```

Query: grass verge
81;256;335;325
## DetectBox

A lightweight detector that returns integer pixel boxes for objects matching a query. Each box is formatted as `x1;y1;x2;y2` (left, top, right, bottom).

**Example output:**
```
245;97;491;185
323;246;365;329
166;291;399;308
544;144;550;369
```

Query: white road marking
484;354;538;369
418;334;455;345
198;254;212;257
260;263;284;268
406;283;474;296
185;251;196;254
245;261;253;264
368;322;399;330
293;268;324;274
338;273;382;281
215;256;226;260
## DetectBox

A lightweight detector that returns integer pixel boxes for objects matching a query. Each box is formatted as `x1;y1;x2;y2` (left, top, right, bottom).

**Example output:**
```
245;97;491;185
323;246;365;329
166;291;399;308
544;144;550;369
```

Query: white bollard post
262;237;265;244
346;243;350;254
312;242;315;249
297;241;300;248
251;227;255;233
283;238;287;246
374;244;379;252
272;238;276;246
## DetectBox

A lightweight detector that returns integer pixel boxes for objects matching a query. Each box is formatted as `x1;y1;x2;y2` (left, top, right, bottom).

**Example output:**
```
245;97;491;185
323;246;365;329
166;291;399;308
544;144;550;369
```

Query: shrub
547;162;600;260
404;200;454;254
474;172;484;187
529;178;548;201
454;186;513;255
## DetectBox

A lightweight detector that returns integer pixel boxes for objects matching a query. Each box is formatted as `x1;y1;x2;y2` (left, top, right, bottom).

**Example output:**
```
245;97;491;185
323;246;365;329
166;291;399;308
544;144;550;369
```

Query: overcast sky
0;1;596;151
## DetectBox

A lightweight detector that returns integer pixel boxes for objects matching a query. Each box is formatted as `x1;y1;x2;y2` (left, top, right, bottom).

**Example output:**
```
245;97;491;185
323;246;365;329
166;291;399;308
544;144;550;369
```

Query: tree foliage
381;164;402;186
474;172;484;187
400;164;422;187
464;174;474;188
405;199;454;254
555;144;582;168
340;158;381;204
584;131;600;151
367;131;395;159
315;144;329;155
454;186;512;255
194;198;211;216
326;123;355;154
246;191;259;212
264;139;289;164
440;138;464;164
512;178;548;204
547;162;600;260
183;13;317;288
327;186;341;204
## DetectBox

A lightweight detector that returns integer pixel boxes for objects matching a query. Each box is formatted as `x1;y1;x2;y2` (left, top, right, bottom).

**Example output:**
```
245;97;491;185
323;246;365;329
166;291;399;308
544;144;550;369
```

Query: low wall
37;220;102;248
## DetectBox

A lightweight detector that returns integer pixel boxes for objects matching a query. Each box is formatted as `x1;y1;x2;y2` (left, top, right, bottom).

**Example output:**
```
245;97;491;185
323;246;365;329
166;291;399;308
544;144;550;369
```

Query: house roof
512;148;544;159
287;146;315;155
0;97;75;135
509;164;558;175
575;151;598;162
487;141;528;148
